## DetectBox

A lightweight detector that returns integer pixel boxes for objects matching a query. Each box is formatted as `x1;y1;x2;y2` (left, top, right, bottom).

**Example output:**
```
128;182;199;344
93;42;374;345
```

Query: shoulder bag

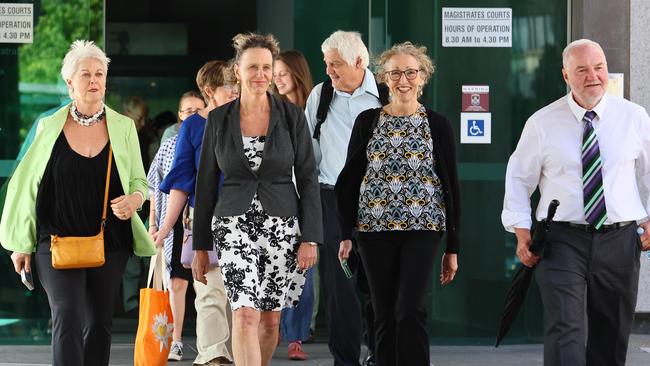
50;146;112;269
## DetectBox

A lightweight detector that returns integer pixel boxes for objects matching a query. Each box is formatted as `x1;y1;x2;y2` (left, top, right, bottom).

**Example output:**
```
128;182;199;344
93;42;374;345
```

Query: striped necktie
582;110;607;229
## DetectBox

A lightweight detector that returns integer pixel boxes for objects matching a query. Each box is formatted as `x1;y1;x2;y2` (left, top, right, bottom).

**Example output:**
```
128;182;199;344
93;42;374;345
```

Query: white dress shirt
305;69;382;185
502;92;650;232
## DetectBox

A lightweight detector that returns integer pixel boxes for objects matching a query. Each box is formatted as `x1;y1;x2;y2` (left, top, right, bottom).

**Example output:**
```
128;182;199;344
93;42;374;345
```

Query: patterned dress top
357;106;446;232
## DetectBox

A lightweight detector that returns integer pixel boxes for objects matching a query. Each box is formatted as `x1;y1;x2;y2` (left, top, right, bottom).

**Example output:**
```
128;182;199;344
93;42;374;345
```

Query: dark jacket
335;107;461;253
193;94;323;249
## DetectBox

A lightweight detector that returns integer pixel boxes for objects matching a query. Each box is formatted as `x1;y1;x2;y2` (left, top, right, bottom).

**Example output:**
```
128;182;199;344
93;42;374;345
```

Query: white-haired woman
0;40;155;366
336;42;461;366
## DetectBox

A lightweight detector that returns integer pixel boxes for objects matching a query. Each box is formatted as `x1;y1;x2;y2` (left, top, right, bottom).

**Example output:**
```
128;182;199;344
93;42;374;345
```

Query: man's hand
639;221;650;251
515;228;539;267
192;250;210;285
338;240;352;262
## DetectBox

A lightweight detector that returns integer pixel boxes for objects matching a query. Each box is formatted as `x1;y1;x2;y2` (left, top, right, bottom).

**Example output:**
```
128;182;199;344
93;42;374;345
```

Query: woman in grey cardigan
192;33;323;366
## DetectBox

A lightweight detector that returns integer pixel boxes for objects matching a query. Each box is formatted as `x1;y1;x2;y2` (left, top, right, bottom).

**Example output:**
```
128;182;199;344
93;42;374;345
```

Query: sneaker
288;341;308;361
168;341;183;361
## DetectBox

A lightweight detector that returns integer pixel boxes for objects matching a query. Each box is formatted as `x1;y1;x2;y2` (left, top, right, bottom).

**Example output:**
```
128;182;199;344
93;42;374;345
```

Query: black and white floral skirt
211;136;306;311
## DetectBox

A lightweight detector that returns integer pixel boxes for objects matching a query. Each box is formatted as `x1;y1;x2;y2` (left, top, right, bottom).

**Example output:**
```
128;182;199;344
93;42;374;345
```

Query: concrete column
571;0;630;97
631;0;650;313
257;0;294;50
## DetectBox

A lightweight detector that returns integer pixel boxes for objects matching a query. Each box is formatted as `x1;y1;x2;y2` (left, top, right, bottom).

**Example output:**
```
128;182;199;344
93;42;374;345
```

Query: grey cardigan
193;94;323;249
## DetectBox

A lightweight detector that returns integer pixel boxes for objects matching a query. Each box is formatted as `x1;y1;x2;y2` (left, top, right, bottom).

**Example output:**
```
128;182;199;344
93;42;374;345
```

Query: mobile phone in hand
340;259;353;279
20;268;34;291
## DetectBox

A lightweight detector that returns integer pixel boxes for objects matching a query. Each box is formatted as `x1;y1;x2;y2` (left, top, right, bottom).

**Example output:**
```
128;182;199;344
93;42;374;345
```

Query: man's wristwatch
306;241;318;246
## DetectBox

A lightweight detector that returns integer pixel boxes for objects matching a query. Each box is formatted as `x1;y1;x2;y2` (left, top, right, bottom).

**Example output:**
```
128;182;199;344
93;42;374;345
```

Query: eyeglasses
178;108;201;115
385;69;421;81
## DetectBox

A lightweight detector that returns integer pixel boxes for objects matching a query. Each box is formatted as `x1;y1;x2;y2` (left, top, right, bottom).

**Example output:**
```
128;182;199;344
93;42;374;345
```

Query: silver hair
562;39;605;67
60;40;110;81
321;30;369;69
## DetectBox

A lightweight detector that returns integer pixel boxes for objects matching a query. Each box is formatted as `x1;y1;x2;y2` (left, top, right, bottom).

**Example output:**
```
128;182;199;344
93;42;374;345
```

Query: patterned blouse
147;135;179;273
357;106;446;232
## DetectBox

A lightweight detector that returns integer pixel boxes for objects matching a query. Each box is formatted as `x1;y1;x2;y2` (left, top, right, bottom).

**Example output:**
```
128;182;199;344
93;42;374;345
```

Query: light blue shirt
305;69;382;185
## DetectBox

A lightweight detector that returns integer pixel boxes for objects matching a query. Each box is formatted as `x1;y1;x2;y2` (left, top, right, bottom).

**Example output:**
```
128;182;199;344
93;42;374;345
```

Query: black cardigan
334;107;461;253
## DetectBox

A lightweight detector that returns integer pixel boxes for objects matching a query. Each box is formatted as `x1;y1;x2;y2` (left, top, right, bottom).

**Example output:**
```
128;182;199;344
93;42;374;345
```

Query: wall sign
460;112;492;144
0;3;33;44
607;73;624;98
442;7;512;48
462;85;490;112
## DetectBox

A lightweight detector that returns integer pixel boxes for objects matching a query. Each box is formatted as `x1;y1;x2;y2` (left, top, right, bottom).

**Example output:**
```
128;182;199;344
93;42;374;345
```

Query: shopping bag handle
146;247;168;291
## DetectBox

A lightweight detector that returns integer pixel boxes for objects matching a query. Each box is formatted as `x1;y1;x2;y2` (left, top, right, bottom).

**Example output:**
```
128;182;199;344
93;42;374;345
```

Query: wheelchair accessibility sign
460;112;491;144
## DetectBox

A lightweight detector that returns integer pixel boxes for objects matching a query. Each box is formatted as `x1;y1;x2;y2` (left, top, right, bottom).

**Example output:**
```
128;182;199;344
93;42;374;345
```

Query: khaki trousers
192;266;233;365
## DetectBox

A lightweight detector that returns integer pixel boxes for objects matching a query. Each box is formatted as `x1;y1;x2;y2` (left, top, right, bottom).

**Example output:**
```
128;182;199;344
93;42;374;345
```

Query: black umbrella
495;199;560;347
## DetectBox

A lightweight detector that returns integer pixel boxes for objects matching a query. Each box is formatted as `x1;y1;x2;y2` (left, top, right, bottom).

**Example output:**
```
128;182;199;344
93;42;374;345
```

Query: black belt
557;221;634;233
320;183;335;190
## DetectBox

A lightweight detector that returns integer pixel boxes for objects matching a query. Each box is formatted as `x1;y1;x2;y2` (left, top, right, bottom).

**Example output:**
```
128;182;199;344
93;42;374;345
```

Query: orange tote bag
134;248;174;366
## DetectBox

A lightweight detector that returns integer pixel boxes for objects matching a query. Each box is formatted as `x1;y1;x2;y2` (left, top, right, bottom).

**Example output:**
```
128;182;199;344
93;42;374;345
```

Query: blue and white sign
460;112;491;144
467;119;484;136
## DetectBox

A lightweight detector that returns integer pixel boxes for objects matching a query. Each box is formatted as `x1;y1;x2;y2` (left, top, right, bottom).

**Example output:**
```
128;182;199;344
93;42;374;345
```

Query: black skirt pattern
212;136;305;311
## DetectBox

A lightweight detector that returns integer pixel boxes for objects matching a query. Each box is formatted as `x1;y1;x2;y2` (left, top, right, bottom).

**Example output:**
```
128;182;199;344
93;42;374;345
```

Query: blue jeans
280;266;315;342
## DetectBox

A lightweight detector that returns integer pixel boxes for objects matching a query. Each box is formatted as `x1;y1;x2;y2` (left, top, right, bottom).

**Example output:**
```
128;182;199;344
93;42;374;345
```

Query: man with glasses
305;30;386;366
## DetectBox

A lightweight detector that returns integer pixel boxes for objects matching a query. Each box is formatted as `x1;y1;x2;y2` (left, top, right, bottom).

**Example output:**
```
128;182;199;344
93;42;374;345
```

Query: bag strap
101;146;113;230
183;202;191;230
313;79;390;141
313;79;334;140
147;247;167;291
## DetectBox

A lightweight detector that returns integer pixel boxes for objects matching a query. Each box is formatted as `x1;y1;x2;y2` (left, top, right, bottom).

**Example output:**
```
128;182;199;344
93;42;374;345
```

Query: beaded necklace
70;102;106;126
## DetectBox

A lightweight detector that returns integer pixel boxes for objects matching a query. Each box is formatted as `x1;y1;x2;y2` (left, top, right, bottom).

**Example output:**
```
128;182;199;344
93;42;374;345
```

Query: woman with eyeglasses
335;42;461;366
160;90;205;144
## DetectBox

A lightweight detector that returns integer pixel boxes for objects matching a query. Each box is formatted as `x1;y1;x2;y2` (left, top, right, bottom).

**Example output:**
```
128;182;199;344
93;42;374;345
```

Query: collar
333;68;379;99
567;91;607;123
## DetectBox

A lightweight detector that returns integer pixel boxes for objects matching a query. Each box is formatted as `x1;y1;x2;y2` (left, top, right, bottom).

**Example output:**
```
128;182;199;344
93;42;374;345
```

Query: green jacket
0;104;156;256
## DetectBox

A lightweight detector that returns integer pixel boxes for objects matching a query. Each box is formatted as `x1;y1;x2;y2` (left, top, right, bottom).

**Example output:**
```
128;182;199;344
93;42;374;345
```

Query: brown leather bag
50;146;112;269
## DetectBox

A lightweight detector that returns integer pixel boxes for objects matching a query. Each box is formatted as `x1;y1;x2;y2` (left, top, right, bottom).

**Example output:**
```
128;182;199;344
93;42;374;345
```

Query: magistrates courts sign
0;3;33;44
442;7;512;48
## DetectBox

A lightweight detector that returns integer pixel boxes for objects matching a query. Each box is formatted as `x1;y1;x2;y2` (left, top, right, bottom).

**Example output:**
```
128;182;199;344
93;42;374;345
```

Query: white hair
321;30;369;69
60;40;110;81
562;39;605;67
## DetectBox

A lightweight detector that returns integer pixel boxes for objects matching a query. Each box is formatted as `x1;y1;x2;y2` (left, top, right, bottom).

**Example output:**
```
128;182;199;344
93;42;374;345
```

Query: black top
36;132;133;252
335;107;462;253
